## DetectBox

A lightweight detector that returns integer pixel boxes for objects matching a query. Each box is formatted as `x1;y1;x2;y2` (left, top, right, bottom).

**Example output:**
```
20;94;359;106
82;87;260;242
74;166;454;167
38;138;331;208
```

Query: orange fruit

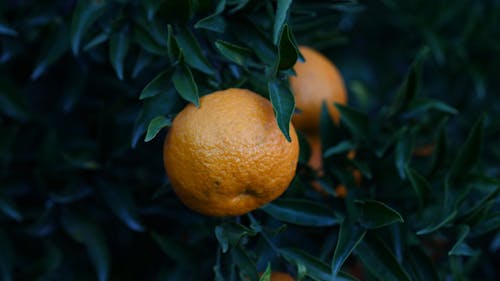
270;272;294;281
290;45;347;133
163;88;299;217
413;142;435;157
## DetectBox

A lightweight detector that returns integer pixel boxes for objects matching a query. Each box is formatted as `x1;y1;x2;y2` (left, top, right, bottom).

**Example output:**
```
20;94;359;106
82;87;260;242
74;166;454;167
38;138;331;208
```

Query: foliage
1;0;499;280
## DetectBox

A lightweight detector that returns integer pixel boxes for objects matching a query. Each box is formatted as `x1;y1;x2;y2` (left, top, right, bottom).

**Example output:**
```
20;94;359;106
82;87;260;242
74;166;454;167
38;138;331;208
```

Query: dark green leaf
449;225;474;256
405;166;431;207
144;116;171;142
139;70;172;100
232;247;259;281
324;140;356;158
132;50;154;78
31;24;69;80
167;25;181;63
280;248;358;281
194;0;226;33
335;104;370;139
470;212;500;237
142;0;163;20
259;264;272;281
356;233;412;281
109;27;130;80
416;210;457;235
276;24;298;71
331;221;366;279
172;64;199;106
70;0;106;55
402;98;458;118
394;130;414;179
175;27;214;74
215;40;252;66
0;193;23;222
0;24;17;36
0;229;14;281
446;115;485;184
357;200;404;229
151;232;194;264
83;32;109;52
61;210;110;281
98;181;145;232
268;80;295;142
261;198;340;227
133;26;167;56
405;246;440;281
273;0;293;44
215;222;257;253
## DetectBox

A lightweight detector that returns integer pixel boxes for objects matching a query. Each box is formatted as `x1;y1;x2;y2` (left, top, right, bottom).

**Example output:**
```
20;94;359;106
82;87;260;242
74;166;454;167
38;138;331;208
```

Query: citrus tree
1;0;499;281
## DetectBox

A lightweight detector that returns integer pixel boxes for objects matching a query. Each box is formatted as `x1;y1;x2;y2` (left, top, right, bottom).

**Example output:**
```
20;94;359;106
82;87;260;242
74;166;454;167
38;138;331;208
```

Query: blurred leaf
215;222;257;253
134;26;167;56
405;166;431;207
151;232;194;264
446;115;485;185
195;0;226;32
470;211;500;237
159;0;192;24
273;0;292;44
259;264;272;281
416;209;457;235
215;40;251;66
324;140;356;158
0;228;14;281
0;24;17;36
402;98;458;118
145;116;171;142
61;210;110;281
132;50;154;78
449;225;474;256
31;24;69;80
50;183;92;204
268;79;295;142
98;181;145;232
261;198;340;227
356;200;404;229
405;246;440;281
83;32;110;52
175;27;214;74
142;0;163;21
394;129;414;179
280;248;358;281
71;0;106;55
0;193;23;222
139;70;172;100
356;233;412;281
172;64;199;106
109;26;130;80
167;25;181;63
331;221;366;279
276;24;298;71
335;104;370;139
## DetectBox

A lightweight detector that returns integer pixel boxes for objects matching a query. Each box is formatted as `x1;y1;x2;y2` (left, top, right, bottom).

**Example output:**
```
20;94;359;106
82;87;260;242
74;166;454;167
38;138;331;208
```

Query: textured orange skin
163;89;299;217
290;46;347;133
270;272;295;281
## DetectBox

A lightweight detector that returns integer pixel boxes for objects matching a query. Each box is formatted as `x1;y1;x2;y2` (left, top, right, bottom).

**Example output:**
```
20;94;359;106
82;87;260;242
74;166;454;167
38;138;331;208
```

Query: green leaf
405;246;440;281
261;198;340;227
167;25;181;63
331;221;366;279
405;166;432;207
151;232;194;264
139;70;172;100
133;26;167;56
0;228;14;281
215;40;252;66
175;27;214;74
0;193;23;222
324;140;356;158
449;225;474;256
70;0;106;55
276;24;298;71
61;210;110;281
132;50;154;78
31;24;69;80
172;64;199;106
356;233;412;281
273;0;293;44
268;80;295;142
232;247;259;281
403;98;458;118
394;130;414;179
446;115;485;185
194;0;226;33
109;26;130;80
144;116;171;142
98;181;145;232
470;212;500;237
280;248;358;281
0;24;18;36
356;200;404;229
335;104;370;139
416;209;457;235
214;222;257;253
259;264;272;281
83;32;109;52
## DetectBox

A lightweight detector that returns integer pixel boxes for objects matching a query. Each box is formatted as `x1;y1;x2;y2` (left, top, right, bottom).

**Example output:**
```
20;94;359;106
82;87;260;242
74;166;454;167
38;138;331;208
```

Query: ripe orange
270;272;294;281
163;88;299;217
290;45;347;133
